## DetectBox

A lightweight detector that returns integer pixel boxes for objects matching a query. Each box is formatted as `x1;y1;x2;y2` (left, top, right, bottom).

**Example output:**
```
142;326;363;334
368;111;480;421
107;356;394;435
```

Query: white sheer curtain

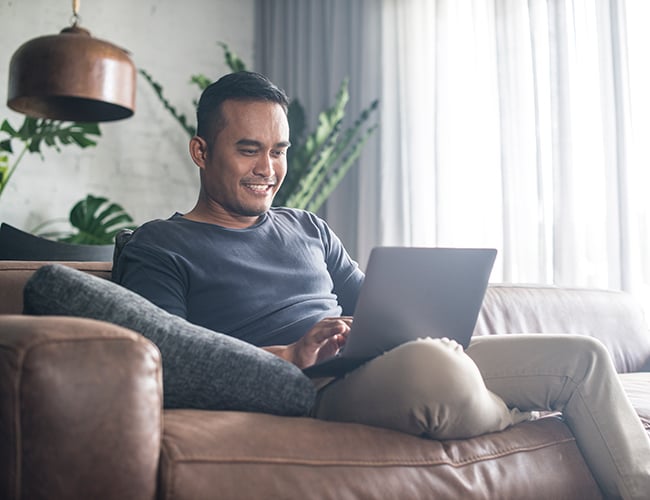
256;0;650;312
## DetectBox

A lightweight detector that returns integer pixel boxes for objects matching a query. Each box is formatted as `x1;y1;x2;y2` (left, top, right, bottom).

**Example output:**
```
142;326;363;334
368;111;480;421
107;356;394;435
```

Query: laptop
302;246;497;378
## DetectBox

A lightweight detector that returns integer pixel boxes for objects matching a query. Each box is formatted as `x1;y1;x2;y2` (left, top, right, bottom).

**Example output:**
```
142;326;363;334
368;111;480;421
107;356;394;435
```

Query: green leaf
59;194;135;245
139;68;196;137
0;154;8;185
306;122;378;212
0;113;103;205
19;117;38;139
0;140;13;153
1;120;17;136
218;42;247;72
28;137;42;153
69;195;106;229
69;132;95;148
190;74;212;91
77;122;101;135
1;117;101;156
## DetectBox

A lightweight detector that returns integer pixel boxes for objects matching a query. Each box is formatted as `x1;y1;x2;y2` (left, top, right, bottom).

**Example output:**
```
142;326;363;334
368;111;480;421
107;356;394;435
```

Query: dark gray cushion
23;264;316;416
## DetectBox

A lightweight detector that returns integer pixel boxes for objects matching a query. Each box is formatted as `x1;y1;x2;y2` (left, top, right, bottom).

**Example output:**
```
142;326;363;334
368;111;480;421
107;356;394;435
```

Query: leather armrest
0;315;162;500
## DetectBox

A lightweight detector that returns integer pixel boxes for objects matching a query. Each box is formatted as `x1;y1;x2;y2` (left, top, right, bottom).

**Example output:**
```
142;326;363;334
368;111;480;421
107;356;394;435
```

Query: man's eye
240;149;257;155
272;149;286;157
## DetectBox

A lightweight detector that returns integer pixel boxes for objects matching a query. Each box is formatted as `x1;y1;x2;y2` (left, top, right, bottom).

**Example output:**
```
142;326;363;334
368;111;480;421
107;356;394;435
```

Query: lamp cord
71;0;81;26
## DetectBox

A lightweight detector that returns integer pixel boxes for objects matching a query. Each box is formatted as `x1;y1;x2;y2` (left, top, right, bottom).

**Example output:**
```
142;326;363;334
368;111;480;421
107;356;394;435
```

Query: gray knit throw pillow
23;264;316;416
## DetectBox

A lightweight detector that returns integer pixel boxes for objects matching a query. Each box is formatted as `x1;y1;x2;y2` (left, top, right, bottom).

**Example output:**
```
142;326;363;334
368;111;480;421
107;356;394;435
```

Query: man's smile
242;180;277;195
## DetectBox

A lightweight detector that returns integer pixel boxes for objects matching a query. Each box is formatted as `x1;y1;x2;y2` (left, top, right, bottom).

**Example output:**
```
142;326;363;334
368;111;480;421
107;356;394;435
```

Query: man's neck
183;204;264;229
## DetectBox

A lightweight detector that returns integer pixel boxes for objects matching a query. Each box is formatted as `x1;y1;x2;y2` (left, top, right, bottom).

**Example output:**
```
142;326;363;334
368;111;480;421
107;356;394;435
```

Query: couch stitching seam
166;436;576;468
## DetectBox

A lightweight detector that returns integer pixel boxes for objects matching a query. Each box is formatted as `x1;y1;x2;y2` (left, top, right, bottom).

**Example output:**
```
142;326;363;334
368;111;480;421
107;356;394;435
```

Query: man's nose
253;153;273;177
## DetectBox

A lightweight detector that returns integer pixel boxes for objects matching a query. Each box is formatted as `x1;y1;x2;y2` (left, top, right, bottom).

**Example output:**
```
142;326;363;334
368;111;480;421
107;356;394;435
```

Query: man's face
194;99;290;228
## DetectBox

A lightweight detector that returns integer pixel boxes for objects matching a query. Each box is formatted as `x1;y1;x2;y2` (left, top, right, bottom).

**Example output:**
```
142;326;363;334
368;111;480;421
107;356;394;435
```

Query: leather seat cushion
620;372;650;432
158;410;602;500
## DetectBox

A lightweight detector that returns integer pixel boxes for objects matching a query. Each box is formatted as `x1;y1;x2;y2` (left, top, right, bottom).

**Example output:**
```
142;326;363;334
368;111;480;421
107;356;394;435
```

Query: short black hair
196;71;290;141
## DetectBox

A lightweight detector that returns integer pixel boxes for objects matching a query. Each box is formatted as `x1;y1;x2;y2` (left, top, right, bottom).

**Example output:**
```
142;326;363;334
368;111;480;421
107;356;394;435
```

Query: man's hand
264;317;352;369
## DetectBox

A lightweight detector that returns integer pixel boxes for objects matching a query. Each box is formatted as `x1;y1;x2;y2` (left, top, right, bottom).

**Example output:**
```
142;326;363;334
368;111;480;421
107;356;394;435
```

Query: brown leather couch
1;260;649;499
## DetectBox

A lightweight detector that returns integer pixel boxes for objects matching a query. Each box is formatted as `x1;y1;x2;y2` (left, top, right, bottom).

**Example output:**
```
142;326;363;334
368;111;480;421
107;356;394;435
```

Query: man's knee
386;338;485;403
315;338;516;439
565;334;611;359
469;333;615;379
531;334;614;376
374;339;510;438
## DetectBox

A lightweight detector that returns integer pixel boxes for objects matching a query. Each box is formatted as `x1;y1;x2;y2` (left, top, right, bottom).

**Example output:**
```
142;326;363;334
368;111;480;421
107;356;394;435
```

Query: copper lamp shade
7;25;136;122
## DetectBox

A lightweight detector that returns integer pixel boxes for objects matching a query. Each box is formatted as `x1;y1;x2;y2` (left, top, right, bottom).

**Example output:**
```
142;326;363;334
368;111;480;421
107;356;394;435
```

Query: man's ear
189;136;209;168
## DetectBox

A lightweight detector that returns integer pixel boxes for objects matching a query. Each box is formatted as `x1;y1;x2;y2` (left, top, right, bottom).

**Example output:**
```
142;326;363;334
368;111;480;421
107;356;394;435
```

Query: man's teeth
247;184;270;192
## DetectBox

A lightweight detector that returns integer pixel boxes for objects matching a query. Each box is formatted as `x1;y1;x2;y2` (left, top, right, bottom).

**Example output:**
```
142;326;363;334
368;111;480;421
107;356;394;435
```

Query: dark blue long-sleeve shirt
113;208;364;346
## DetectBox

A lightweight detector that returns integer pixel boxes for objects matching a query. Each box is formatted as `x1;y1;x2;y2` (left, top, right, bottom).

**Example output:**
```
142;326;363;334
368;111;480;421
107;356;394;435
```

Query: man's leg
466;334;650;500
313;337;531;439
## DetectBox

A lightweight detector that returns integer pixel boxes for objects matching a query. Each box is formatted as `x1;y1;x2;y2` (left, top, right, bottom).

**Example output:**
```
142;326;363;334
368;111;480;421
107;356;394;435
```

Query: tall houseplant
140;43;379;213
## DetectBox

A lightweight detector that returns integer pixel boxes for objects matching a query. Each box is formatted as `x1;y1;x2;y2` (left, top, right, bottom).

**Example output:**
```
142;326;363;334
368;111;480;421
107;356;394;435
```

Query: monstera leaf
0;117;101;199
33;195;135;245
35;195;135;245
62;195;135;245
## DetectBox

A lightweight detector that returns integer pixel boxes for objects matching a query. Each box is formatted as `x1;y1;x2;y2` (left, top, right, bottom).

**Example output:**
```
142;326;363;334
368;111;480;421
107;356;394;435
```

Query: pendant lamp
6;0;136;122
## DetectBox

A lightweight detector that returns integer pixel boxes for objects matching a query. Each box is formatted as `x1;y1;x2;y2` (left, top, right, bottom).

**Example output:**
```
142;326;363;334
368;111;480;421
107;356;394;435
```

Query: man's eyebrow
235;139;291;148
235;139;262;148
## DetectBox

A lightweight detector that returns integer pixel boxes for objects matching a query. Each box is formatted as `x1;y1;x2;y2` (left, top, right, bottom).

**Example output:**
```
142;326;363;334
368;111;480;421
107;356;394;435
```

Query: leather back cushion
475;284;650;373
0;261;111;314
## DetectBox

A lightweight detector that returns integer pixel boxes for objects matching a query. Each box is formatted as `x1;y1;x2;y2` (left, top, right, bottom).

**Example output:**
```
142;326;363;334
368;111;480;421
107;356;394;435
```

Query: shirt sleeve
318;219;365;315
113;239;189;319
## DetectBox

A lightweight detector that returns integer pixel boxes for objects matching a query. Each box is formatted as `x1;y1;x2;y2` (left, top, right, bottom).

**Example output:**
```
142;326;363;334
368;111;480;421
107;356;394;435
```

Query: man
114;71;649;499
